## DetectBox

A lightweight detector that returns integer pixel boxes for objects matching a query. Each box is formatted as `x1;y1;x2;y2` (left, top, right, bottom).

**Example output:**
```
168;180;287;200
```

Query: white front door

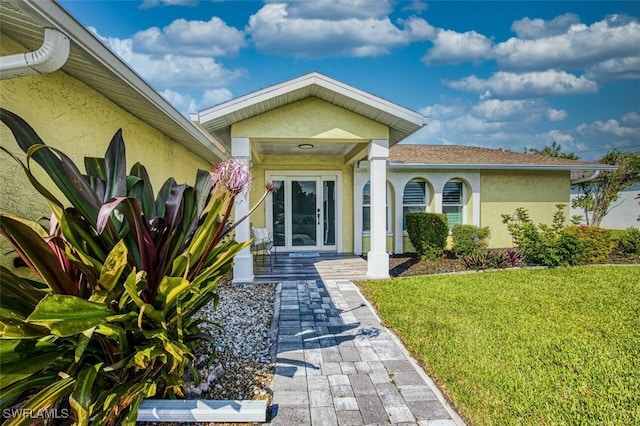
268;173;339;252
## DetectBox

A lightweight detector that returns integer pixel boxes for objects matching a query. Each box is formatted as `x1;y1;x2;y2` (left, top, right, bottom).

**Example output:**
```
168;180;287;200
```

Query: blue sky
59;0;640;161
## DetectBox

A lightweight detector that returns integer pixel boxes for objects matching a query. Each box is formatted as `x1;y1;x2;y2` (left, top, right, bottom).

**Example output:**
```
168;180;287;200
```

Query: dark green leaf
84;157;107;181
104;129;127;201
155;177;177;219
70;363;103;425
0;373;57;411
27;295;113;337
130;162;156;219
0;215;78;295
2;377;74;426
98;240;128;292
0;339;64;388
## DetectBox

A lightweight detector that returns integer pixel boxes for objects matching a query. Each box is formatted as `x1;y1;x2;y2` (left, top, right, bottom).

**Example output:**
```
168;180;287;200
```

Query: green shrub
406;212;449;260
501;205;586;267
612;227;640;255
451;224;491;256
556;231;585;266
0;109;273;424
562;226;612;263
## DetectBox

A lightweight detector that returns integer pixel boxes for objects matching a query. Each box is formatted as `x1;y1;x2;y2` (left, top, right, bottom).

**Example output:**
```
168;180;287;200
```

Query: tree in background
524;141;580;160
572;151;640;226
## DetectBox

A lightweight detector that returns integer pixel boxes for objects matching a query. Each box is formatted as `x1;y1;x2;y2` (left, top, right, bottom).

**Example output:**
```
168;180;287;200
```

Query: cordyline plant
0;108;272;425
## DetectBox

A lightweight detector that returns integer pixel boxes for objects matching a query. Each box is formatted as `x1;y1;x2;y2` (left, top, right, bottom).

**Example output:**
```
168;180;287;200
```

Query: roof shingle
389;145;607;169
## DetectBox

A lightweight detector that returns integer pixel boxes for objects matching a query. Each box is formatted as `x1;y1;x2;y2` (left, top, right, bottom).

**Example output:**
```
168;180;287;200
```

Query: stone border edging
136;399;267;422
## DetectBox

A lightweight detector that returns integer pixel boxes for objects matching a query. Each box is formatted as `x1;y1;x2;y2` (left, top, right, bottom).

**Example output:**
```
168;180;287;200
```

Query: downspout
0;28;70;80
571;169;601;185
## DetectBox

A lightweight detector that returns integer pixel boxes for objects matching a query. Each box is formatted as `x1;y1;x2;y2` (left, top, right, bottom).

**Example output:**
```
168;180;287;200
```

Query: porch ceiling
195;73;426;154
253;140;365;157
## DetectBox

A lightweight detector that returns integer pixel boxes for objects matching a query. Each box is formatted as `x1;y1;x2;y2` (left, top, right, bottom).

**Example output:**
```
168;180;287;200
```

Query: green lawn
358;266;640;425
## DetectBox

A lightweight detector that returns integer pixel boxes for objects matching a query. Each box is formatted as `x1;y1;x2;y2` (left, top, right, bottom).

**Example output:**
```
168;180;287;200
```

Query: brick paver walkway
268;279;465;425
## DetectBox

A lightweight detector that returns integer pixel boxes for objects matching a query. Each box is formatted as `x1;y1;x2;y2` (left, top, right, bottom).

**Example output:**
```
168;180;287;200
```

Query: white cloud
444;70;598;99
585;56;640;81
98;33;246;91
622;112;640;126
593;119;639;138
546;108;568;122
574;112;640;157
422;29;492;65
405;99;609;157
201;88;234;107
401;0;428;14
140;0;197;9
511;13;580;40
472;99;567;123
420;103;466;120
246;3;433;58
133;17;246;57
160;89;199;113
283;0;393;20
492;14;640;70
160;88;233;113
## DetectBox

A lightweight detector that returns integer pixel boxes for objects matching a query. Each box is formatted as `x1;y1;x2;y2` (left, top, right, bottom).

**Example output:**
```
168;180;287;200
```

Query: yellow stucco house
1;1;612;283
189;73;611;282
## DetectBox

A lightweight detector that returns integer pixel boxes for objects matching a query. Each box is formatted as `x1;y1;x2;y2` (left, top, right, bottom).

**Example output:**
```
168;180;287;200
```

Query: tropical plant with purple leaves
0;108;272;425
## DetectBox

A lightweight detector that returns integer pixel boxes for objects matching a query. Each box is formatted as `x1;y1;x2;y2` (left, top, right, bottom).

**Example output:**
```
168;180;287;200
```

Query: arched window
403;179;427;231
443;180;465;226
362;181;391;233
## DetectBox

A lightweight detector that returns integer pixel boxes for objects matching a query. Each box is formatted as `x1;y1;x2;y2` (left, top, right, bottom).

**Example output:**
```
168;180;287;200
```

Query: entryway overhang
192;72;425;161
192;72;426;282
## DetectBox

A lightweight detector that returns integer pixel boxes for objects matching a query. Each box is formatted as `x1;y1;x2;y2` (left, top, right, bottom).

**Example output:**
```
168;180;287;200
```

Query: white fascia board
384;162;619;171
197;72;425;128
198;76;313;123
23;0;228;161
312;73;425;126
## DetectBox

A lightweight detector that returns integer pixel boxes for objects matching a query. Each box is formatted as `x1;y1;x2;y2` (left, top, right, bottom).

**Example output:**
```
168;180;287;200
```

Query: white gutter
0;28;69;80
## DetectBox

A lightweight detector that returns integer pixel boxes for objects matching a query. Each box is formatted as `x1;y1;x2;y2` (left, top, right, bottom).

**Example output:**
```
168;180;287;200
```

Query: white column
393;178;404;254
231;137;253;283
472;191;481;226
367;139;389;279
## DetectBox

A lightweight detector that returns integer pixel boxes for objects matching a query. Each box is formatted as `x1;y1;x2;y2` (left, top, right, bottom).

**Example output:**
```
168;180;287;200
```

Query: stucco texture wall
481;170;571;247
231;97;389;141
0;34;210;271
249;155;354;253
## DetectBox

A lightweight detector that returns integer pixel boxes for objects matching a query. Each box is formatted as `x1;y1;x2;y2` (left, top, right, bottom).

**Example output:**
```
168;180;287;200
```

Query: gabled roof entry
194;72;426;149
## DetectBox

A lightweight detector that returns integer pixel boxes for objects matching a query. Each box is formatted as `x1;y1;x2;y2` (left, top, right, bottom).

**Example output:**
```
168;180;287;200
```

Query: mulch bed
388;251;640;278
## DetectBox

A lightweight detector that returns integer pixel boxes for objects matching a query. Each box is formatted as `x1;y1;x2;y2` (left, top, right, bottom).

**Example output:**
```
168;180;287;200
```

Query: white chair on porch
250;225;275;269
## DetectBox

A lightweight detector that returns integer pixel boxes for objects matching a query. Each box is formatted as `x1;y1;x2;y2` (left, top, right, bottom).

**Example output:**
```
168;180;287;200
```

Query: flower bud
211;159;252;195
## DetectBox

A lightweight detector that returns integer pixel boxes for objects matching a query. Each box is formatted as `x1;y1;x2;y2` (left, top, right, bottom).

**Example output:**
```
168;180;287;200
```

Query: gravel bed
184;279;278;402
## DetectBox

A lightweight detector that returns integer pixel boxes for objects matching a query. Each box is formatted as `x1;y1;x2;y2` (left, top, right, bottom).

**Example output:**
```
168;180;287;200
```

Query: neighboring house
190;74;614;282
0;1;226;270
570;181;640;229
0;1;616;282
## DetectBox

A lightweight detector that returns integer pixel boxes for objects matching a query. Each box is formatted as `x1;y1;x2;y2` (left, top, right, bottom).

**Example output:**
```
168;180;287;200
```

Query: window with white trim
362;181;391;233
402;179;427;231
443;180;464;226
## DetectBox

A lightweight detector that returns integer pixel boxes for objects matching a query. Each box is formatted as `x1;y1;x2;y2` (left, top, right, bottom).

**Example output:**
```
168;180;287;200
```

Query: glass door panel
271;180;285;246
291;180;317;247
323;180;335;246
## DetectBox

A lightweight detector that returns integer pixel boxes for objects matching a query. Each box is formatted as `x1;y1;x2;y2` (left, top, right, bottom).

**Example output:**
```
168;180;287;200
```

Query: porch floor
253;252;369;283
